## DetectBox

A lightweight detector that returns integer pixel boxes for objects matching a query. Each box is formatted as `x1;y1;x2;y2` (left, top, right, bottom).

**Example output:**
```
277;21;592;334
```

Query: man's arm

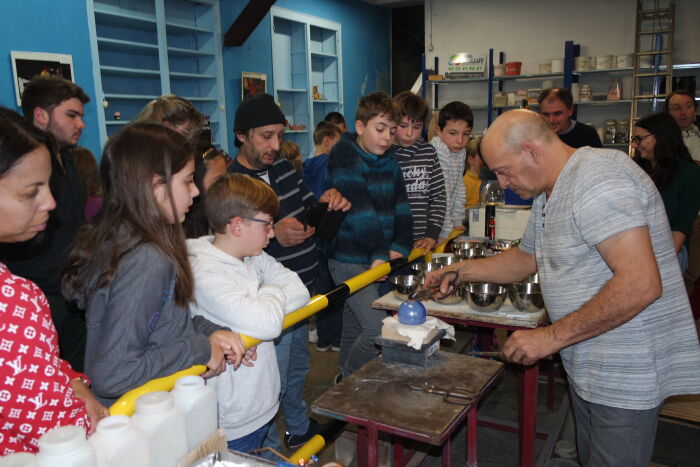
502;226;662;366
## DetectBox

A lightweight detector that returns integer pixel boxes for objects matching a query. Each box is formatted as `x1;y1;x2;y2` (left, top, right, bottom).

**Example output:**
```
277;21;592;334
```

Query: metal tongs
408;270;459;301
408;382;476;405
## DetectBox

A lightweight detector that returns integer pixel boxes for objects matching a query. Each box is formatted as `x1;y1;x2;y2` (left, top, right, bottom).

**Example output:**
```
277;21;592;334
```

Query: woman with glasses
134;94;204;139
632;112;700;271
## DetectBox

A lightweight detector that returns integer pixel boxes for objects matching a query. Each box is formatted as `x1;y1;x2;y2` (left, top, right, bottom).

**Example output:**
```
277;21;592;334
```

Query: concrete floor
270;326;700;467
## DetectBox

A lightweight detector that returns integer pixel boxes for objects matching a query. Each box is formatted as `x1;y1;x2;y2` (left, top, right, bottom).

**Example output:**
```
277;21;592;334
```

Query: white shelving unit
86;0;228;150
270;7;343;156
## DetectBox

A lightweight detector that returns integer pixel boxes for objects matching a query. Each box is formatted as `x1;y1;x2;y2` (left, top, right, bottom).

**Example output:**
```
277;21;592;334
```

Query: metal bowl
466;283;507;312
452;236;488;250
431;254;458;269
453;246;485;261
410;262;437;280
389;275;421;301
508;282;544;313
486;239;520;252
515;272;539;283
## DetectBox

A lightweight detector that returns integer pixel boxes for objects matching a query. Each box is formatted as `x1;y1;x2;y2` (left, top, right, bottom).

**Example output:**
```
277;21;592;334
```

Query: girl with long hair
0;107;108;453
633;112;700;270
63;123;248;406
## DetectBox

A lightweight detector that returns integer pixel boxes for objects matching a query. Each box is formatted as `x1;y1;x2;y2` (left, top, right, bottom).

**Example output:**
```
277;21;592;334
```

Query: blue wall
0;0;102;156
220;0;391;143
0;1;390;157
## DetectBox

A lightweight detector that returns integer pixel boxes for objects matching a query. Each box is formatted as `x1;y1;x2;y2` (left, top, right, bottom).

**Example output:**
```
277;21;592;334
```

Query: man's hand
71;379;109;434
453;225;466;232
319;188;352;211
501;328;560;366
413;237;437;252
423;263;463;298
274;217;315;247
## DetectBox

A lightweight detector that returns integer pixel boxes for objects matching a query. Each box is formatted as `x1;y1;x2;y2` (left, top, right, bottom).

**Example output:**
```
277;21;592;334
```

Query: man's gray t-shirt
520;147;700;410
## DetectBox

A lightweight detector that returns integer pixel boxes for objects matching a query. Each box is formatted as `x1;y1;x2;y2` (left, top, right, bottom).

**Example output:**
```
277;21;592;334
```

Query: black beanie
234;93;286;132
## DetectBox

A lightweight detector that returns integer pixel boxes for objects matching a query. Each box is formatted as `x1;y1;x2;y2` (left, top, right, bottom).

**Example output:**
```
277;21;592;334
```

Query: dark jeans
315;251;342;348
227;418;274;454
569;387;661;467
47;294;86;372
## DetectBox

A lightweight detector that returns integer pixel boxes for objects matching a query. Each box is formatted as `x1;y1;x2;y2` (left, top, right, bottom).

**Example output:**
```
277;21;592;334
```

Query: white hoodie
430;136;467;238
187;236;310;440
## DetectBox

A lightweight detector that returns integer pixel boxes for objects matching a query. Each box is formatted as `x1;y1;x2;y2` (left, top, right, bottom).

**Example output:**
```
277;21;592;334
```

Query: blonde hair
206;174;280;234
280;141;302;174
135;94;204;135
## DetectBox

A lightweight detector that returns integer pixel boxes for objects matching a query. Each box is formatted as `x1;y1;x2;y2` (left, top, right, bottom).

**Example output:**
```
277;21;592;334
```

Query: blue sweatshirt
325;133;413;264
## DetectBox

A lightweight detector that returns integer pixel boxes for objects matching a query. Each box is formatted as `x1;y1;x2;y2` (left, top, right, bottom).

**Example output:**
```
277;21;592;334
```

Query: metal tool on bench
408;382;477;405
408;270;459;301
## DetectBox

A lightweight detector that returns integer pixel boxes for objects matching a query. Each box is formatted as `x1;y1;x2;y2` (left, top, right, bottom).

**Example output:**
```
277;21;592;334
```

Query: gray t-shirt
520;147;700;410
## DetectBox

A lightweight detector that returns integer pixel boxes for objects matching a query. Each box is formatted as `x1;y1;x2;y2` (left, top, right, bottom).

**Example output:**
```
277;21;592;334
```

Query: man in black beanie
229;94;351;452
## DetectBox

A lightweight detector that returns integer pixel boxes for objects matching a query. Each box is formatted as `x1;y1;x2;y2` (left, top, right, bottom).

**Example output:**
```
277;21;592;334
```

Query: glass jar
580;84;593;102
603;119;617;144
616;119;630;144
607;80;622;100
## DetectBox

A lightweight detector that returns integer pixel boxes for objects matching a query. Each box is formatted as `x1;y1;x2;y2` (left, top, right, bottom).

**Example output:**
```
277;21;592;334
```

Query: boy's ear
355;120;365;136
229;217;243;236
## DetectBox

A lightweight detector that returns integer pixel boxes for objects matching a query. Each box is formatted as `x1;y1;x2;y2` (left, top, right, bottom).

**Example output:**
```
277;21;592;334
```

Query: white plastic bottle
0;452;38;467
171;375;218;450
36;425;96;467
131;391;188;467
89;415;150;467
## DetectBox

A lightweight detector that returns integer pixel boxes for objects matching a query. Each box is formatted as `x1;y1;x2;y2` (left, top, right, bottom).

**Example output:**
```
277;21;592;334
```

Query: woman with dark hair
633;112;700;270
62;123;249;406
183;145;230;238
0;107;108;453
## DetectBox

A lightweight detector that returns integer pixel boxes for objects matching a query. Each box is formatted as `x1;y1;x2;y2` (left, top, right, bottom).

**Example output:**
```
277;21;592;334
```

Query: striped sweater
430;136;467;238
326;133;413;264
393;138;447;242
229;158;318;286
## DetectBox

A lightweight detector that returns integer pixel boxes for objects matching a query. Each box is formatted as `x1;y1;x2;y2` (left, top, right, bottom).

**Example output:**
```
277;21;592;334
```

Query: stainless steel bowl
431;254;458;269
389;275;421;301
453;246;485;261
452;236;488;250
508;282;544;313
466;283;507;312
486;239;520;252
410;262;437;280
515;272;539;283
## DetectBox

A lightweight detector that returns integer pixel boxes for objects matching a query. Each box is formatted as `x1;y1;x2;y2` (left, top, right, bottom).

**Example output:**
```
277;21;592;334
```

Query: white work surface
372;292;547;329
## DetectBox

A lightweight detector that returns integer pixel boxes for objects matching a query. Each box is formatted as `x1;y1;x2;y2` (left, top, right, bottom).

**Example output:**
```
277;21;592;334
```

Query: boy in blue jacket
326;91;413;377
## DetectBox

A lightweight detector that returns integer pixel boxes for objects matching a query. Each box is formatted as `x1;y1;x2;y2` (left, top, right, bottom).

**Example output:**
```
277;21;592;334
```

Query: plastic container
615;54;633;68
493;64;505;77
0;453;38;467
595;55;613;70
505;61;522;75
89;415;150;467
539;63;552;74
551;59;564;73
172;375;218;451
574;56;591;71
36;426;96;467
132;391;188;467
571;83;580;102
579;84;593;102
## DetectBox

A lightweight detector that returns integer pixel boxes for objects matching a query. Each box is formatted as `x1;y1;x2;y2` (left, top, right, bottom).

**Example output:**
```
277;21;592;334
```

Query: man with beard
0;76;89;371
229;93;351;452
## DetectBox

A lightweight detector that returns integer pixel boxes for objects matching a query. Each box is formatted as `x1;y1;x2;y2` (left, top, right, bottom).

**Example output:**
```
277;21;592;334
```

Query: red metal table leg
442;433;452;467
517;363;539;467
357;425;368;467
393;436;405;467
367;426;379;467
466;406;477;467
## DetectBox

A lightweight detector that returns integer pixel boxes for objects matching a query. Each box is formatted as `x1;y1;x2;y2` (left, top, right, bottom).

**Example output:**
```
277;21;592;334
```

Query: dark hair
63;123;196;306
183;146;229;239
393;91;429;127
21;76;90;121
633;112;693;191
356;91;400;125
437;101;474;129
0;106;57;177
324;111;346;126
313;121;341;145
665;90;697;111
70;146;101;197
206;174;279;234
537;88;574;109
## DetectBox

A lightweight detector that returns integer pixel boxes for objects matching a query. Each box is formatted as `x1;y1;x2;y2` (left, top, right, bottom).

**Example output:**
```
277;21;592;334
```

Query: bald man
426;110;700;467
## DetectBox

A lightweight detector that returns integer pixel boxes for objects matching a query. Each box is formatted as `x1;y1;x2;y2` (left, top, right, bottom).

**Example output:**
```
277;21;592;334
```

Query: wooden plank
660;394;700;424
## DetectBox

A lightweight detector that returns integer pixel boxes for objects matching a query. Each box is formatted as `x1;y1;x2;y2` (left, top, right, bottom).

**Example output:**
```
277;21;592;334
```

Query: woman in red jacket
0;108;108;455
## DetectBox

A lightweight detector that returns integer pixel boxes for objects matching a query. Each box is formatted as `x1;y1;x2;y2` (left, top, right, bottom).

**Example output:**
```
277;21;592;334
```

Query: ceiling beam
224;0;277;47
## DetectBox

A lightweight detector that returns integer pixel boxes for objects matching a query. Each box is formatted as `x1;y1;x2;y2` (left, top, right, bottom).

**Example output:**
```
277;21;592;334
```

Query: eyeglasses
631;134;653;144
243;217;274;229
173;122;191;136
